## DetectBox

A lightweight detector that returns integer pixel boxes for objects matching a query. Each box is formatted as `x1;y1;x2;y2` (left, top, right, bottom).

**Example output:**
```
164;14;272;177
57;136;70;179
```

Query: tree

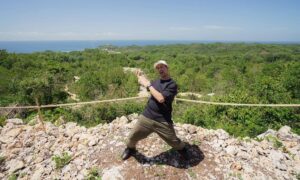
19;74;67;105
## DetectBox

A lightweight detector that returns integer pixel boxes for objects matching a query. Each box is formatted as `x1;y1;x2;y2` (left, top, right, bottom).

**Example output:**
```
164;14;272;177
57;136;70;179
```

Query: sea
0;40;203;53
0;40;298;53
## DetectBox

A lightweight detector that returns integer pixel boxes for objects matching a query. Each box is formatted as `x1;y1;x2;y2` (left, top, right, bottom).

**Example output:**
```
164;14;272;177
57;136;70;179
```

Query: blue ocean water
0;40;208;53
0;40;298;53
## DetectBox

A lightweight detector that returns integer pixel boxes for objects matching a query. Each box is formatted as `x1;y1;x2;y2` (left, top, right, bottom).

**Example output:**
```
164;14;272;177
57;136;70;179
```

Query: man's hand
135;69;142;77
136;69;150;87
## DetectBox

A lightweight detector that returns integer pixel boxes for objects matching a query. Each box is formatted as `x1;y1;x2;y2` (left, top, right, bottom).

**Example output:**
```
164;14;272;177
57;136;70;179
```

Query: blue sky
0;0;299;41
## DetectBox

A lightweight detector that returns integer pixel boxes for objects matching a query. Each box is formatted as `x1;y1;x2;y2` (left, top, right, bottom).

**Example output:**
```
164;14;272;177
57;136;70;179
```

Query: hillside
1;44;300;137
0;115;299;179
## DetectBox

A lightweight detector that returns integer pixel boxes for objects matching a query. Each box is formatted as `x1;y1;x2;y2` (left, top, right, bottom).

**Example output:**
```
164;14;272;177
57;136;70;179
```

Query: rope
0;96;147;109
0;96;300;109
175;98;300;107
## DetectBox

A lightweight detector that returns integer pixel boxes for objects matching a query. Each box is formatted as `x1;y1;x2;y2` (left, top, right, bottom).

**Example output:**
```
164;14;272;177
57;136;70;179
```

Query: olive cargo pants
126;115;185;150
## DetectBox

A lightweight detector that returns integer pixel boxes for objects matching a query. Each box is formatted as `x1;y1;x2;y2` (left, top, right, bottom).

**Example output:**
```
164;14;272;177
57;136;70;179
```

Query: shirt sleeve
161;83;178;102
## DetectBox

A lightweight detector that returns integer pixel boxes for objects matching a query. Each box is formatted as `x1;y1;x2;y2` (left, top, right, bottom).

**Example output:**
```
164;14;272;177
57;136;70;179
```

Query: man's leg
153;121;189;160
122;115;153;160
126;115;153;148
153;121;185;150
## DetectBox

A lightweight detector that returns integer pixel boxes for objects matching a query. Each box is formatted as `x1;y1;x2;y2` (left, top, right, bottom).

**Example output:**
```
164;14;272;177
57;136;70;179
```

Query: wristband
146;84;152;91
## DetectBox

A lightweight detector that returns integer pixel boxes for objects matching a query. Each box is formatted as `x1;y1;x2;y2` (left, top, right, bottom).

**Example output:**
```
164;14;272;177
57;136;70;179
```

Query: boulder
102;166;124;180
230;162;242;171
215;129;229;140
278;126;291;135
187;126;197;134
6;118;23;125
277;126;293;140
119;116;129;124
6;128;22;138
88;138;98;147
127;113;139;122
31;166;45;180
269;150;285;163
225;145;238;156
6;159;25;173
257;129;277;139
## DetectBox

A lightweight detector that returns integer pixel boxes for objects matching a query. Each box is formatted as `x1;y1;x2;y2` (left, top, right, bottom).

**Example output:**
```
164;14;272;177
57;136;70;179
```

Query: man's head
154;60;169;79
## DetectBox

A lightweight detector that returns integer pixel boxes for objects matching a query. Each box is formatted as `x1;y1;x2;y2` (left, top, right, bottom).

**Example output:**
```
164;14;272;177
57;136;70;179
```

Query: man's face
156;64;168;77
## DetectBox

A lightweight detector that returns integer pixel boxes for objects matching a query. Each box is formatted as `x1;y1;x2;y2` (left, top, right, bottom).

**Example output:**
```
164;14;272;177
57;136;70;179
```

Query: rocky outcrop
0;116;299;179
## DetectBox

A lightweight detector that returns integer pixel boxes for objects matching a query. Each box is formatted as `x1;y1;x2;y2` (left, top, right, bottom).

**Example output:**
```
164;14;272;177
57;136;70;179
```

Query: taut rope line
175;98;300;107
0;96;147;109
0;96;300;109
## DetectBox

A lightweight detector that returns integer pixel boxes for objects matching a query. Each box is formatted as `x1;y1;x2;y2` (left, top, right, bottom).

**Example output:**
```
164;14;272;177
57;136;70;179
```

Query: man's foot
177;146;190;160
121;147;136;160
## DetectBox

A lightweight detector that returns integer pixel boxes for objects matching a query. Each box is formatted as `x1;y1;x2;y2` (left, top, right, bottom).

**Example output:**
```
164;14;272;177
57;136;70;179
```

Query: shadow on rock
133;144;204;169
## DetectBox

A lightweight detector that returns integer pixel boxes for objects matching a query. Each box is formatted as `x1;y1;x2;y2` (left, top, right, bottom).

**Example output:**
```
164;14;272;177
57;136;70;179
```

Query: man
121;60;189;160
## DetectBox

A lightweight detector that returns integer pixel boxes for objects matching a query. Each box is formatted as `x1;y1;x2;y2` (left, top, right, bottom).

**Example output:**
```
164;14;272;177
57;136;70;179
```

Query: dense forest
0;43;299;137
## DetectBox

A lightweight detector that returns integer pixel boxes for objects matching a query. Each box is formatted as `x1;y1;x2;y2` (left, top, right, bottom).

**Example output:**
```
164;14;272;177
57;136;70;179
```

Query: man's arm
148;86;165;103
136;70;165;103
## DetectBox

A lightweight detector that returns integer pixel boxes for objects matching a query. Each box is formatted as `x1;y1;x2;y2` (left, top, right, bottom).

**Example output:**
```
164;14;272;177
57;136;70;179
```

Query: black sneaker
177;146;190;161
121;147;136;160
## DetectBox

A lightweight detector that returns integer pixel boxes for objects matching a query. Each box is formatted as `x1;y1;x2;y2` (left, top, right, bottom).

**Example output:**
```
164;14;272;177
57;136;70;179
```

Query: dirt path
123;67;150;97
64;85;80;101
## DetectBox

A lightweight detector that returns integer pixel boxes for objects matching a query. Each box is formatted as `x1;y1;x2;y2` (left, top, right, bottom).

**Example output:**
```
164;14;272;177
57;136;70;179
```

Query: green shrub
52;152;72;169
0;116;6;127
21;101;145;128
8;173;17;180
296;173;300;180
265;135;283;149
123;102;144;114
0;156;5;165
86;167;102;180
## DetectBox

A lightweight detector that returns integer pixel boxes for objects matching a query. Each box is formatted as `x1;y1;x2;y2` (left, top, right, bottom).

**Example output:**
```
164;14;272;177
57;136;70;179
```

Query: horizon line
0;39;300;43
